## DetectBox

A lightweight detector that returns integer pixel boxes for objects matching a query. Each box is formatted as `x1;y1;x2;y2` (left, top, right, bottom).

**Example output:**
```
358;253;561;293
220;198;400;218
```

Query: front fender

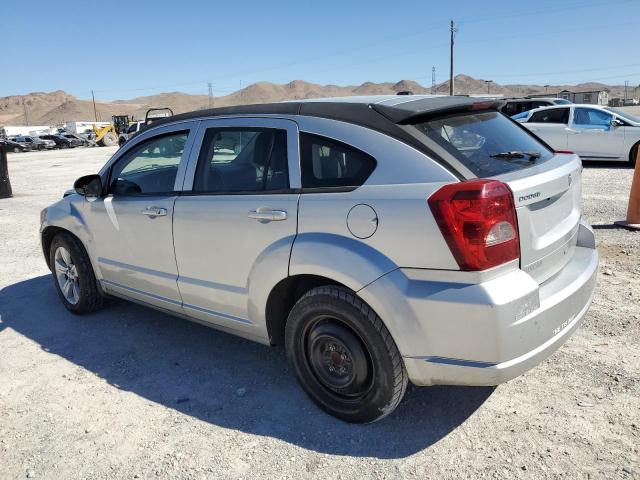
40;195;93;267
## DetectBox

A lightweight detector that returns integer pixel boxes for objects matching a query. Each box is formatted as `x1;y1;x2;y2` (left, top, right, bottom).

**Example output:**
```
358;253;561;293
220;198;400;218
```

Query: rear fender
289;232;399;293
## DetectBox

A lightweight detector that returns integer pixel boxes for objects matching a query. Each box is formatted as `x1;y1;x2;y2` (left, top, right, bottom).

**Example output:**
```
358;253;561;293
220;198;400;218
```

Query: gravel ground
0;147;638;479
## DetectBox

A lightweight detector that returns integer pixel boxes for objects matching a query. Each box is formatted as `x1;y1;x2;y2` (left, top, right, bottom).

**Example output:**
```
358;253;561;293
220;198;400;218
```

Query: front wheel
285;286;408;423
49;233;104;314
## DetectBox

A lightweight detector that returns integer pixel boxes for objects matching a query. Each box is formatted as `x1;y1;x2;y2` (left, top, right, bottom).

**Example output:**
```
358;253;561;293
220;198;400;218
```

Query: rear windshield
412;111;554;177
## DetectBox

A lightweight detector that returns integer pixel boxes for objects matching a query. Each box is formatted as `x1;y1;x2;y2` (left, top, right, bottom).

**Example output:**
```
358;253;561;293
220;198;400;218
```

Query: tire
100;132;118;147
285;286;408;423
49;232;104;315
631;143;639;168
13;147;20;153
61;143;68;149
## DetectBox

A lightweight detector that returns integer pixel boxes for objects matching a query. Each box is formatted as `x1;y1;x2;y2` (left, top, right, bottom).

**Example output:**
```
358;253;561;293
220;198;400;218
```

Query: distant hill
1;75;637;126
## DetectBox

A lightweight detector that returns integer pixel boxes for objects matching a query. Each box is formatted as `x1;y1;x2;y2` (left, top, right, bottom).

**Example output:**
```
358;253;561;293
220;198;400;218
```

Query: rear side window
573;108;612;127
300;133;376;189
412;111;553;177
193;128;288;193
529;108;569;124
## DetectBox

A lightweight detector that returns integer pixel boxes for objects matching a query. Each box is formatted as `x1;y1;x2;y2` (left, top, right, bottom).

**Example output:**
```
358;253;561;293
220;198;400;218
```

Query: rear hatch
496;155;581;283
404;107;582;283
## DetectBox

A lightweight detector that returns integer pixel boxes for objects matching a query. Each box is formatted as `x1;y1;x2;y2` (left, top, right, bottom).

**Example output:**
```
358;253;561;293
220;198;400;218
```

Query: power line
81;1;637;97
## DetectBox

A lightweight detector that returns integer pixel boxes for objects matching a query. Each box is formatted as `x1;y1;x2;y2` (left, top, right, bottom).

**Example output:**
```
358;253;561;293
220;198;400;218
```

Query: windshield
511;111;530;121
412;111;554;177
604;107;640;124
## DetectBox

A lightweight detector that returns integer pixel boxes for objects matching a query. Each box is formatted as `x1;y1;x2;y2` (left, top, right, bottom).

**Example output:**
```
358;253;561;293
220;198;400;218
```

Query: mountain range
1;75;636;126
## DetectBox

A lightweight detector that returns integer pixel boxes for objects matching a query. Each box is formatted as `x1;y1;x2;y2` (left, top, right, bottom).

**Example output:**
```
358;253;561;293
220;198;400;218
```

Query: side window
109;131;187;195
193;128;288;193
300;133;376;189
573;108;612;127
529;108;569;124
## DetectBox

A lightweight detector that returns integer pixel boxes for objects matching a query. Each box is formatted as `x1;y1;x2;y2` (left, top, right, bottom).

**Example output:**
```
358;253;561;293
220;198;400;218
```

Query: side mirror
73;174;102;198
611;118;624;127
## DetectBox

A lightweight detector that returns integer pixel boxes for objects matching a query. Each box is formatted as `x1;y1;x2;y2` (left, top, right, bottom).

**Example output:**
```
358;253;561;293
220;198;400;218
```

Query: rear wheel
285;286;407;423
13;147;20;153
49;233;104;314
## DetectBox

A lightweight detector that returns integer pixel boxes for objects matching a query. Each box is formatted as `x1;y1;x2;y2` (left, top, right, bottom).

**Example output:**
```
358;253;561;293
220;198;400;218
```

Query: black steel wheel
285;286;407;423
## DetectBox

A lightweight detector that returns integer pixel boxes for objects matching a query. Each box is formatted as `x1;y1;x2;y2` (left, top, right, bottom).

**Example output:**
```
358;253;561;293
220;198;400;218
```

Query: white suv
40;96;598;423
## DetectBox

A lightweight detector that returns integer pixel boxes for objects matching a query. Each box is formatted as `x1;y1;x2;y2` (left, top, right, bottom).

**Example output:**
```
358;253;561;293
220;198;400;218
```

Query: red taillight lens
428;180;520;271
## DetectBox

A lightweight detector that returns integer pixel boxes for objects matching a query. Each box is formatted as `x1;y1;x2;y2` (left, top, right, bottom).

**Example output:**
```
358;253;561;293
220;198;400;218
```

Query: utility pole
431;66;436;94
449;20;457;96
624;80;629;101
484;80;493;94
207;82;214;108
21;97;29;125
91;90;98;122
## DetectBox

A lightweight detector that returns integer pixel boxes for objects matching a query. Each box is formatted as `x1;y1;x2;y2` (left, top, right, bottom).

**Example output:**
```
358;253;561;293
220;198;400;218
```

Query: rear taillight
428;180;520;271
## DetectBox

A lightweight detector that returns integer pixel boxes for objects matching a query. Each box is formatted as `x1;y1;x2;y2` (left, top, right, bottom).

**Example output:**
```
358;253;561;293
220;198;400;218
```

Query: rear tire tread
296;286;408;422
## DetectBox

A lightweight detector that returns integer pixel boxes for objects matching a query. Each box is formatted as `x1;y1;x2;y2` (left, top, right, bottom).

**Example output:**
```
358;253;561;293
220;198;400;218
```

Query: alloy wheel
54;246;80;304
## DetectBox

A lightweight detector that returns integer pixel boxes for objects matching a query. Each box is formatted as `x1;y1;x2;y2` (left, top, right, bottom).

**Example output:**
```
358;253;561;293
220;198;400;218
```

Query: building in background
528;89;609;105
3;125;54;136
64;121;110;134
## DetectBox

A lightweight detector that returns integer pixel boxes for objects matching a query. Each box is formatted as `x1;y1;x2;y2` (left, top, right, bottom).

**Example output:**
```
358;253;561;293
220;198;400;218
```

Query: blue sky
3;0;640;100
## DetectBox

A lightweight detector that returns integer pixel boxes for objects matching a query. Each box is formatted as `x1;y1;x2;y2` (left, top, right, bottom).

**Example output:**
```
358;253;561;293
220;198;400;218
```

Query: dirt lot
0;147;638;479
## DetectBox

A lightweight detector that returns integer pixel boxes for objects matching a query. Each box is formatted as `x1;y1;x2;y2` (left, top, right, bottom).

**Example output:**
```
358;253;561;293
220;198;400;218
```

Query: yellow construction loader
92;120;120;147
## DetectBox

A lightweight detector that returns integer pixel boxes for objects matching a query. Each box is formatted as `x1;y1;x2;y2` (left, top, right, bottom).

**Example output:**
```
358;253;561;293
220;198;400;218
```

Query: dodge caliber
40;96;598;423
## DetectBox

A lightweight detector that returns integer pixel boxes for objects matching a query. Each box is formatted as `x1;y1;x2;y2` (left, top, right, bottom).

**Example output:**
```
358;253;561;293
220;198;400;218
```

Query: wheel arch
41;226;85;271
265;274;349;345
261;232;400;345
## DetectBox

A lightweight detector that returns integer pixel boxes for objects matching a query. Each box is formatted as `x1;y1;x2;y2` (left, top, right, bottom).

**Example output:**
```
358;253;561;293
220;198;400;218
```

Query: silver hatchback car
41;96;598;423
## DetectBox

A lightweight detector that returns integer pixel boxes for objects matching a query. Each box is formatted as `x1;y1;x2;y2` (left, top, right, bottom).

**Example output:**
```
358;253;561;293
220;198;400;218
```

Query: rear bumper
358;220;598;386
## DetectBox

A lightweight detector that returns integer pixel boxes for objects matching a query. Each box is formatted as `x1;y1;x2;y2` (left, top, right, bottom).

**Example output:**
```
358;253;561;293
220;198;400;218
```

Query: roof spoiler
371;96;505;124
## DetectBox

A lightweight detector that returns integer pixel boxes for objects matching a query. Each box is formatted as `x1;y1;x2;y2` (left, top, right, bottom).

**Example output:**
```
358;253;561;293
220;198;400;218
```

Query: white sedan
514;104;640;165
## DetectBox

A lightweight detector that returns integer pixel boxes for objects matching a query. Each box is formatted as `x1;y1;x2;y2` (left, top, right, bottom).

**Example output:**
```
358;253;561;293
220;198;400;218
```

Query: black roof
144;96;504;131
140;96;504;180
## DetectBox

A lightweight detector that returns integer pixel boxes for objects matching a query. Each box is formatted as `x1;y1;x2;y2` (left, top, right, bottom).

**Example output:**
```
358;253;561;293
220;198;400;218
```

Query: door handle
248;208;287;222
565;128;580;134
141;207;167;217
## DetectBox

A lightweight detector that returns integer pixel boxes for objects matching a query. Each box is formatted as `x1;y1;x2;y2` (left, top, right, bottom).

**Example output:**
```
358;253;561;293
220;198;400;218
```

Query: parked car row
1;131;88;152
